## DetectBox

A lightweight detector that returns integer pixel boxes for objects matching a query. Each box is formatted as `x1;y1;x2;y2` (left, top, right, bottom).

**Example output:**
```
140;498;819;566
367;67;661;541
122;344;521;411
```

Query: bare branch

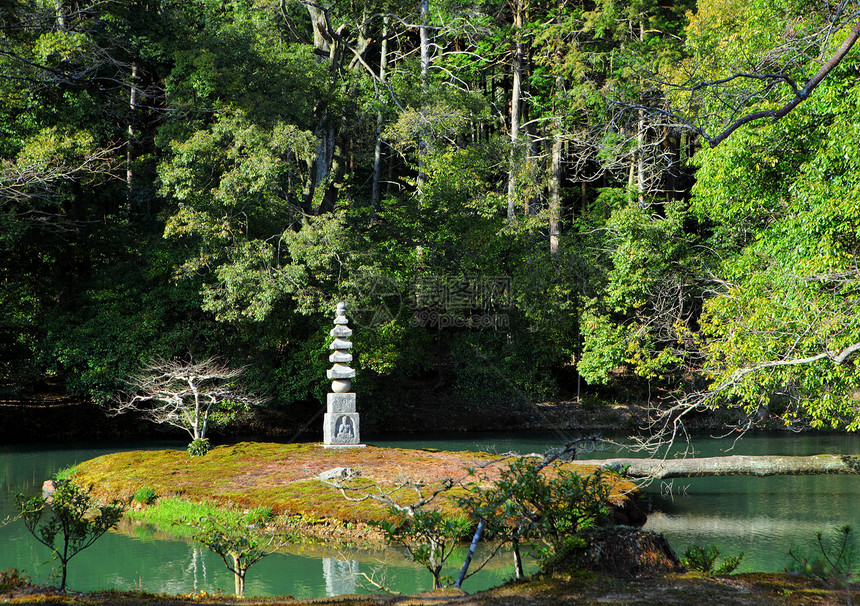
710;342;860;393
679;14;860;147
0;144;123;201
114;357;265;441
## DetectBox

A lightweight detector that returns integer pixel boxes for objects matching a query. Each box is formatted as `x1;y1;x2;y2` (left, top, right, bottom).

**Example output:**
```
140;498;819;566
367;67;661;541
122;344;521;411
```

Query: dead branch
0;144;124;205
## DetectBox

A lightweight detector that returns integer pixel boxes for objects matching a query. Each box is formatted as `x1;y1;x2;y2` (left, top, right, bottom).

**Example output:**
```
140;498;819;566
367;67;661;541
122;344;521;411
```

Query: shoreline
0;389;808;444
1;571;853;605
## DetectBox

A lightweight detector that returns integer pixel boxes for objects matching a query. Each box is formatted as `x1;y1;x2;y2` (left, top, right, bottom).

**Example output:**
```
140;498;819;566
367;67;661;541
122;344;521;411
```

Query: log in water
576;454;860;479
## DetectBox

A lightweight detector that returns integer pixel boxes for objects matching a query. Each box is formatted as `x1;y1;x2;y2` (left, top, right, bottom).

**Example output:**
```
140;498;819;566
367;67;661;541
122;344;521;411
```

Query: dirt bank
1;572;853;605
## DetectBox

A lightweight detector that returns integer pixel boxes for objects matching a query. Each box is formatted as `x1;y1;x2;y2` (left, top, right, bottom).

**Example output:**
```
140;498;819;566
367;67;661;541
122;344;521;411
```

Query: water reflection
186;546;209;593
322;557;359;596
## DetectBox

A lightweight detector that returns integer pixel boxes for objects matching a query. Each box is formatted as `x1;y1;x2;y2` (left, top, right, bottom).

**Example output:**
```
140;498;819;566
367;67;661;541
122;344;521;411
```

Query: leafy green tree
577;198;706;386
377;509;471;589
15;480;125;591
687;18;860;429
186;507;291;596
459;456;611;576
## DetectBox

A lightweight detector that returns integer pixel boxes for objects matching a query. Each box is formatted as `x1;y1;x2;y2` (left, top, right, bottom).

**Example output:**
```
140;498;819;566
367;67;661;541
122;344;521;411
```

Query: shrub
682;544;743;575
133;487;158;505
15;480;125;590
184;508;293;596
787;524;856;586
53;465;77;481
376;509;472;589
187;438;211;457
458;457;611;578
0;568;30;591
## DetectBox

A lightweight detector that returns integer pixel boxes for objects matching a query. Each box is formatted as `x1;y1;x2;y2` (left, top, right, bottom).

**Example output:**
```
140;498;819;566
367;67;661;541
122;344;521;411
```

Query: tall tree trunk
415;0;430;286
126;63;138;221
524;120;538;215
55;0;67;28
371;17;390;208
637;107;646;207
418;0;430;193
306;4;330;53
549;129;562;255
636;21;646;207
318;133;345;215
301;7;347;216
627;147;636;204
506;0;523;221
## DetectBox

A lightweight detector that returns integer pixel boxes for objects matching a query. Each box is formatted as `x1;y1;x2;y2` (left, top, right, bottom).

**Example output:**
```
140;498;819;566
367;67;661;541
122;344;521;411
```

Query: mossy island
68;441;637;545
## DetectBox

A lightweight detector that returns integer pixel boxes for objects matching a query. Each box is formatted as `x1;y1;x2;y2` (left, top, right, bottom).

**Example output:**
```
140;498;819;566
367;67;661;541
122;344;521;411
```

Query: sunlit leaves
691;56;860;429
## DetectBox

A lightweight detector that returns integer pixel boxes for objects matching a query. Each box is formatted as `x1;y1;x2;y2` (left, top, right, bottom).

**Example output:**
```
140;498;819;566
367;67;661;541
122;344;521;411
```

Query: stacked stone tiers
323;302;363;447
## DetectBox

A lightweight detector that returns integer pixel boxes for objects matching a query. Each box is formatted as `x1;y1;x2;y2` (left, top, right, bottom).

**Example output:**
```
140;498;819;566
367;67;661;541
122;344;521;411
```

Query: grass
53;465;78;481
126;498;232;536
127;497;277;538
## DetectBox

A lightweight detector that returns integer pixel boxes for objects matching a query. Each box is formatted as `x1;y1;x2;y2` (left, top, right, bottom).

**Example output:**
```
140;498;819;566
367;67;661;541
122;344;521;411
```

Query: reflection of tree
186;545;209;593
322;557;359;596
0;455;11;495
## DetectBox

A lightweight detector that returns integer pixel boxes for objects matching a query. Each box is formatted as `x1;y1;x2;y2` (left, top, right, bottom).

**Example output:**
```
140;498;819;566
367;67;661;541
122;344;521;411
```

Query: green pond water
1;431;858;596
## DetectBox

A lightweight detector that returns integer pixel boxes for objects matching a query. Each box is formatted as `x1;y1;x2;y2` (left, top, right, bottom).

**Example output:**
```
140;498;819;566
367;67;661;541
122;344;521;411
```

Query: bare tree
115;357;265;449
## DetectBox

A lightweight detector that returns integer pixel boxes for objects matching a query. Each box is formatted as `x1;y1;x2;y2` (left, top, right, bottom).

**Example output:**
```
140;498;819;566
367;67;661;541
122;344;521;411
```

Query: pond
1;431;858;596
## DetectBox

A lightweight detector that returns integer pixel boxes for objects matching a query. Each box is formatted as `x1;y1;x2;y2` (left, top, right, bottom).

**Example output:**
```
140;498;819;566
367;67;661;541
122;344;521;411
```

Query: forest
2;0;860;434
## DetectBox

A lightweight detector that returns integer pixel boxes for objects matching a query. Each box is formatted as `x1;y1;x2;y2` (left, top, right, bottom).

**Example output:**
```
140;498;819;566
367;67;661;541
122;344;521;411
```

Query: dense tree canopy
2;0;859;432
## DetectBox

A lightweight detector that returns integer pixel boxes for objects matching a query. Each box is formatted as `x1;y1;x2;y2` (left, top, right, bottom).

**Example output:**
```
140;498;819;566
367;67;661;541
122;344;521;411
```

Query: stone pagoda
323;301;364;448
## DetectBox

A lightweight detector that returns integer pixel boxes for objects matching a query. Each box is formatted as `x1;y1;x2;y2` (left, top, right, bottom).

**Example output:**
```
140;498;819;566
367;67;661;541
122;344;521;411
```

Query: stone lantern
323;302;364;447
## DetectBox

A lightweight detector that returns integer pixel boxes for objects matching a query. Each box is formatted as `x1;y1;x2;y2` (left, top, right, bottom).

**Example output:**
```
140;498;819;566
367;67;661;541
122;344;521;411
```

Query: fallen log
574;454;860;479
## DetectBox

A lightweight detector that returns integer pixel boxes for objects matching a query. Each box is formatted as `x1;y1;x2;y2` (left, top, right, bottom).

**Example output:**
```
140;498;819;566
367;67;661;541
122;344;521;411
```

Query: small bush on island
682;544;743;575
133;487;158;505
186;438;211;457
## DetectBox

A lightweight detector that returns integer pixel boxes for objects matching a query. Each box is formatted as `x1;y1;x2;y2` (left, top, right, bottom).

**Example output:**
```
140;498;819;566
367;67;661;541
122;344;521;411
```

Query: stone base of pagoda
322;393;364;448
